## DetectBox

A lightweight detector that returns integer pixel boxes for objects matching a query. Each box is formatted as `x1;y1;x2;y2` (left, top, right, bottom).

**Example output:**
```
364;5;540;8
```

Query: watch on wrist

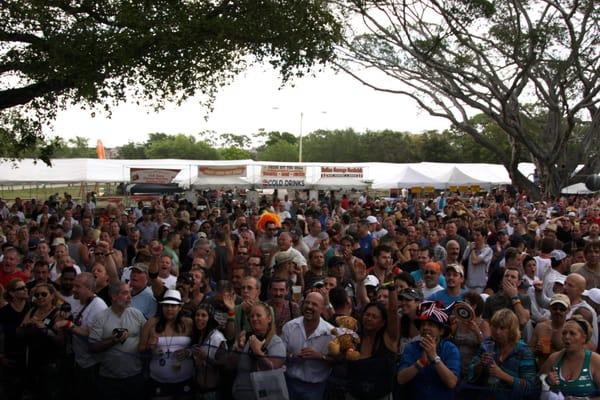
433;355;442;364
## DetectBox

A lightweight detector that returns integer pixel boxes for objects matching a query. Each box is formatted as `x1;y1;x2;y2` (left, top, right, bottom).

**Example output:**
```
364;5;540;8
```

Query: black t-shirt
96;285;112;307
0;303;30;361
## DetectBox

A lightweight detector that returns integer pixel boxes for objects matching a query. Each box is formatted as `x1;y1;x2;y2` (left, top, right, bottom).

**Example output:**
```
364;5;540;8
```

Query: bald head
302;291;325;322
564;273;586;301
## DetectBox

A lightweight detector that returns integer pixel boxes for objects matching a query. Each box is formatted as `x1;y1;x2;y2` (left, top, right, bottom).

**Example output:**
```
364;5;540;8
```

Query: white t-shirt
49;263;82;282
73;296;108;368
160;274;177;290
534;256;552;280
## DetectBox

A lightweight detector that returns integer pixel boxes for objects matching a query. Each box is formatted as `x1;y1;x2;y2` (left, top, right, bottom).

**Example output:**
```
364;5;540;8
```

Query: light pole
299;111;304;163
272;108;326;163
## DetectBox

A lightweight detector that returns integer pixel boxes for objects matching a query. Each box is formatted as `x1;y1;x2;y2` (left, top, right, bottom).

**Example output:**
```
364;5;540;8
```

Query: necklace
159;335;176;367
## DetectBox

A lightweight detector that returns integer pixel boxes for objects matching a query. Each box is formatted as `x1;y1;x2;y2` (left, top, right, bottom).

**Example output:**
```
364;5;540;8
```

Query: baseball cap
364;275;380;288
274;251;295;266
545;223;558;232
398;287;423;300
130;263;149;274
366;216;378;224
446;263;464;276
160;289;183;305
583;288;600;305
550;293;571;308
551;249;568;261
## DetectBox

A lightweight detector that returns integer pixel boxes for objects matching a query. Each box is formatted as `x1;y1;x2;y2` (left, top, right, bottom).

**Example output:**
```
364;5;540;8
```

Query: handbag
250;368;289;400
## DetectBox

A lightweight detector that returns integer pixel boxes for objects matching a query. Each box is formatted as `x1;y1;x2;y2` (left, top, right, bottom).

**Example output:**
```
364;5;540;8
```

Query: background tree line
51;112;573;164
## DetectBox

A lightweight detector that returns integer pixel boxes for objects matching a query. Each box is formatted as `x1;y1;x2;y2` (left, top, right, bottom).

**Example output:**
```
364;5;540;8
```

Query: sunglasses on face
34;292;50;298
551;305;567;312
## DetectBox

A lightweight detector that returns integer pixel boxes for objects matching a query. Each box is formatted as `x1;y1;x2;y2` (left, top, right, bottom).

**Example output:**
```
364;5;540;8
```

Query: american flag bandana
417;301;450;325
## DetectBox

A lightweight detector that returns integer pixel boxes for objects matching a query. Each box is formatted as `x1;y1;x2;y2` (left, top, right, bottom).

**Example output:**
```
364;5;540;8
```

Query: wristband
227;311;235;317
512;299;522;306
418;356;428;366
414;360;424;370
149;271;159;279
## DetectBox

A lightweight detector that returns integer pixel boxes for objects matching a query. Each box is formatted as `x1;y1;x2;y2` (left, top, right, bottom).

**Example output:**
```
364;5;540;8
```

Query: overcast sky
48;64;451;148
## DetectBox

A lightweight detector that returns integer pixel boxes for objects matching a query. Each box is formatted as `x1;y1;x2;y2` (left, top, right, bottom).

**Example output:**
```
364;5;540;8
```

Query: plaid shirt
468;340;539;399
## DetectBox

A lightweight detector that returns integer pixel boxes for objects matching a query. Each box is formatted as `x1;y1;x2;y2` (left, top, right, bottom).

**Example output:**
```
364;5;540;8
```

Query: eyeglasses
34;292;50;298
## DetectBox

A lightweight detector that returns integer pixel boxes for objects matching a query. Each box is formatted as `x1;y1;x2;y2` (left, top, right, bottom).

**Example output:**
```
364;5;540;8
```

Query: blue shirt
411;270;447;288
467;340;538;400
399;339;461;400
130;286;157;319
428;289;466;307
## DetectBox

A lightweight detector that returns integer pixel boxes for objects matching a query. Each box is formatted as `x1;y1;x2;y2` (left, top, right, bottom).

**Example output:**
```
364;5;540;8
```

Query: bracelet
149;271;159;279
414;360;424;370
511;296;519;301
512;299;522;306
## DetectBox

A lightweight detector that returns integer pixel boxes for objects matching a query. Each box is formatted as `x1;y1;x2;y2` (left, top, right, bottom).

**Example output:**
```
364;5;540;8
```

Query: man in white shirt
55;272;108;394
282;292;334;400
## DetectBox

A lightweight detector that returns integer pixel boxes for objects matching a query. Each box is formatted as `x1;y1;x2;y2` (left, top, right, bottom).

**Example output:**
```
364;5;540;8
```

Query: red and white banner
198;165;247;176
130;168;180;184
320;166;363;178
261;165;306;188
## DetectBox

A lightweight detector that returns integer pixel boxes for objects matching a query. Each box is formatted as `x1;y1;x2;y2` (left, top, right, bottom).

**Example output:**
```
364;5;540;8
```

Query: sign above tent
130;168;181;184
260;165;306;188
320;166;363;178
198;165;247;177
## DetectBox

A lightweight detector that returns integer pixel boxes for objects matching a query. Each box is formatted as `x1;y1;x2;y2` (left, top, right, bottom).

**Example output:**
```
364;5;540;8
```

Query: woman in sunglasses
18;282;65;399
0;279;31;399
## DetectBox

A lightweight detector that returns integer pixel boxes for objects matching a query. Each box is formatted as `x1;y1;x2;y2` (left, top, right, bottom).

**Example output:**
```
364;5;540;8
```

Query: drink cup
292;285;302;302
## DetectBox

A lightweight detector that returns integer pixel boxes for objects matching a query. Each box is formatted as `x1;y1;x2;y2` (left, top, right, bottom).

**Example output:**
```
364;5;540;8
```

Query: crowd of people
0;189;600;400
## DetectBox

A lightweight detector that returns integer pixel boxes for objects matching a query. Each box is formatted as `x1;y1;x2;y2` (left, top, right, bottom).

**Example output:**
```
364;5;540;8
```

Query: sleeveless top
149;336;194;383
347;333;397;400
556;349;598;397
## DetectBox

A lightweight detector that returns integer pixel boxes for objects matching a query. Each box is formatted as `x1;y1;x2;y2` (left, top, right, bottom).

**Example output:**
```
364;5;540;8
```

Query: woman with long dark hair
0;279;30;399
191;304;227;399
346;284;399;400
139;289;194;400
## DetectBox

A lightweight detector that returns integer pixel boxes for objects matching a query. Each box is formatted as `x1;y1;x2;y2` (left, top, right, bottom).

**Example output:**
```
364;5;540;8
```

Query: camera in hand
113;328;127;339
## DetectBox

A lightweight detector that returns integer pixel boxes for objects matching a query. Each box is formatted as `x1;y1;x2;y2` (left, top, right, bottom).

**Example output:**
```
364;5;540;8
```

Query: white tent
434;166;489;189
372;165;439;189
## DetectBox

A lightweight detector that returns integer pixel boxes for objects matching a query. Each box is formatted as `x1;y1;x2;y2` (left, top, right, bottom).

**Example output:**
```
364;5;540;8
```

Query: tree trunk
506;163;541;201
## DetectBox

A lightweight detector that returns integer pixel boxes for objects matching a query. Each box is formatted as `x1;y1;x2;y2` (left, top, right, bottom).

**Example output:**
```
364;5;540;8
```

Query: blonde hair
251;302;277;347
490;309;520;344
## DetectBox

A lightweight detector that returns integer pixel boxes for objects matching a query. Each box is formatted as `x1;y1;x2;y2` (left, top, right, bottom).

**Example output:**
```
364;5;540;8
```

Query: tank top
150;336;194;383
556;349;598;397
347;333;397;399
